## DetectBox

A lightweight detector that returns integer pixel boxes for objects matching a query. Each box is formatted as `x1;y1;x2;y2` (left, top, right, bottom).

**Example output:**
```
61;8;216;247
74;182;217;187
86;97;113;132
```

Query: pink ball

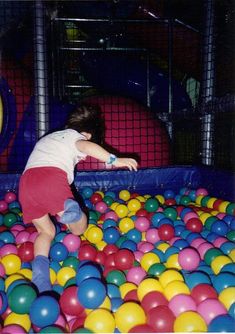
15;230;30;244
146;228;160;244
178;247;200;271
196;188;209;196
138;241;154;253
217;213;226;219
197;242;214;259
134;250;144;262
0;244;18;257
4;192;17;204
213;237;227;248
183;211;198;223
104;211;118;221
197;298;227;325
169;237;181;245
135;216;150;232
63;233;81;252
191;237;206;248
2;325;26;334
0;263;5;277
157;207;163;212
126;266;147;285
95;201;108;213
168;294;197;316
11;224;25;232
0;200;8;212
28;231;38;243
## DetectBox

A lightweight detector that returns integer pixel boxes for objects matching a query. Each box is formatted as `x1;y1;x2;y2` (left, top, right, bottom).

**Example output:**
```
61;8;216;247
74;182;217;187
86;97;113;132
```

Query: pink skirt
19;167;74;224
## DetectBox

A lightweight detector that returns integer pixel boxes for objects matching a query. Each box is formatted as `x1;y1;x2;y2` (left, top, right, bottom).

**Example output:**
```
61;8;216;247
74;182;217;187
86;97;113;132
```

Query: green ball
200;195;211;207
39;326;64;333
144;198;159;212
163;207;178;220
227;230;235;242
204;248;223;265
64;277;77;288
8;283;37;314
74;328;93;333
204;216;217;230
103;195;114;206
148;263;166;276
115;236;127;247
3;212;17;227
106;270;126;286
89;210;100;221
226;203;235;215
62;256;79;270
179;195;191;206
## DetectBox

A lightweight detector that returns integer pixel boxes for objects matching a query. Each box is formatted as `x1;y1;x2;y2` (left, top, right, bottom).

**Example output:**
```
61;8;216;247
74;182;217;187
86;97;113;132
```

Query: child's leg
31;214;56;292
57;199;88;236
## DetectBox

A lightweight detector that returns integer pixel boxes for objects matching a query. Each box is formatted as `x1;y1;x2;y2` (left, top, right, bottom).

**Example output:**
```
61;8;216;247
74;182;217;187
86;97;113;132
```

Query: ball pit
0;185;234;333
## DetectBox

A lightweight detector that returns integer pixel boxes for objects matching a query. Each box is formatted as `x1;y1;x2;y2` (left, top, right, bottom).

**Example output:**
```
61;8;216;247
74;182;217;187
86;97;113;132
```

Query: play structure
0;1;234;333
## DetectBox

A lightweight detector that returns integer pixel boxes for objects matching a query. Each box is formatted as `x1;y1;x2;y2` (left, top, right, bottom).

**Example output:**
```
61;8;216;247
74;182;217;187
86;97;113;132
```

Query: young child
19;104;138;293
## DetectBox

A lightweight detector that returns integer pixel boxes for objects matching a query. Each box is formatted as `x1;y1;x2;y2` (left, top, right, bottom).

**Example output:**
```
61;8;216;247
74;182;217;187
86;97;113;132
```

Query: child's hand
113;157;138;171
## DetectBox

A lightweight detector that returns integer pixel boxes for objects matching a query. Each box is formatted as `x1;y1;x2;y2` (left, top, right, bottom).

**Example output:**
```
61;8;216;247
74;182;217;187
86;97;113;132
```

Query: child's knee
68;213;87;236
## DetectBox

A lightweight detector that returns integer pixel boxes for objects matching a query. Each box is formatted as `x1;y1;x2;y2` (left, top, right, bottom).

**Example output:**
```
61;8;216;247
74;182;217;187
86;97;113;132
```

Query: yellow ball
207;197;217;209
127;198;141;212
174;311;207;332
136;195;146;203
96;240;107;251
57;267;76;286
156;242;170;252
96;191;104;198
84;309;115;333
140;252;160;271
219;287;235;310
211;255;232;274
164;280;190;301
115;203;129;218
115;302;146;333
119;282;137;299
17;268;32;280
86;226;103;244
195;195;204;205
119;190;131;201
155;194;165;204
218;201;230;213
85;296;111;314
199;212;211;224
5;274;24;290
1;254;21;275
165;253;181;270
49;268;57;284
137;278;163;301
119;217;134;233
229;249;235;261
159;269;184;288
4;312;31;332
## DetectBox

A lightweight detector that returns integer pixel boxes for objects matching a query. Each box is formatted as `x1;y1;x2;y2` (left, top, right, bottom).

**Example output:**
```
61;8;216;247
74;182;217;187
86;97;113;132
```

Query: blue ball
184;271;211;290
111;297;123;312
0;291;8;315
186;232;201;243
103;227;120;244
103;219;117;229
228;302;235;319
126;228;142;243
213;272;235;293
107;283;121;299
0;231;15;243
76;263;102;285
151;212;165;227
208;315;235;332
174;225;185;236
211;220;229;236
120;239;137;251
81;186;94;199
221;242;235;255
220;263;235;274
158;218;174;227
163;190;175;199
173;239;189;250
29;295;60;328
49;242;68;262
77;278;106;309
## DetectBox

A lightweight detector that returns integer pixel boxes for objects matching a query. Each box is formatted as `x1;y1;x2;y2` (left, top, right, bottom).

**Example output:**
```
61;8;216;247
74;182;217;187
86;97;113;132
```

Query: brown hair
65;104;105;144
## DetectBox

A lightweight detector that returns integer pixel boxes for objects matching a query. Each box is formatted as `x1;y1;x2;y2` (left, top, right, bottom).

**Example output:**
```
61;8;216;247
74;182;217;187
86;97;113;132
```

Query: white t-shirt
24;129;87;184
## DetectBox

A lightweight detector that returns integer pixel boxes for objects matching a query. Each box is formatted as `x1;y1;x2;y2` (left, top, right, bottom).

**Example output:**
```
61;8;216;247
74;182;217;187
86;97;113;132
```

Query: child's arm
76;140;138;171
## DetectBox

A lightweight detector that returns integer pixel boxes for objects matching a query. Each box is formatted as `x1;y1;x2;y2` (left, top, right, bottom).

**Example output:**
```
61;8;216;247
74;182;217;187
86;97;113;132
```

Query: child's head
65;104;105;144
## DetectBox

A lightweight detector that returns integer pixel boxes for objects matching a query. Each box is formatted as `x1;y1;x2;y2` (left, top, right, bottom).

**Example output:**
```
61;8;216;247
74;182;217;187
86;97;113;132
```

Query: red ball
186;218;203;232
104;253;116;268
90;192;103;204
95;251;106;265
141;291;168;313
158;224;175;241
164;198;176;206
136;208;148;217
114;249;135;270
17;241;34;262
191;283;218;305
103;244;119;255
147;305;175;332
129;324;155;333
123;289;139;302
60;286;84;316
78;244;97;261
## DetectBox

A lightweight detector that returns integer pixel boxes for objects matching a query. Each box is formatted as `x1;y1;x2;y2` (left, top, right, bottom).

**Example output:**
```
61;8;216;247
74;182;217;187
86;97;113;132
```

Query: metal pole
201;0;215;165
167;17;173;139
34;0;49;138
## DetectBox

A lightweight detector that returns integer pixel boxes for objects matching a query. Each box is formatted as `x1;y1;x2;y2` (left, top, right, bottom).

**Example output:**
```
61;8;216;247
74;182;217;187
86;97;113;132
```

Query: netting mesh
0;0;234;172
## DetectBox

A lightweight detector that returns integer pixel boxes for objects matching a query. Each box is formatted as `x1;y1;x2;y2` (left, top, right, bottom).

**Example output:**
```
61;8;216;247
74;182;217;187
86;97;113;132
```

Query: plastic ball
219;287;235;310
103;227;120;244
114;249;135;270
78;244;97;261
8;283;37;314
84;309;115;333
168;293;197;316
135;216;150;232
159;269;184;288
158;224;174;241
127;198;141;212
29;295;60;328
213;272;235;293
0;200;8;212
17;241;34;262
49;242;68;262
59;286;84;316
178;247;200;271
57;266;76;286
86;226;103;244
141;291;168;313
208;314;235;332
147;305;175;332
126;266;146;285
211;255;232;274
129;324;155;333
106;270;126;286
1;324;26;334
119;190;131;201
137;278;163;301
197;298;227;325
4;192;17;203
144;198;159;212
76;263;101;285
118;217;134;233
1;254;21;275
77;278;106;309
3;213;18;228
115;301;146;333
173;310;207;332
140;252;160;271
63;234;81;252
115;203;128;218
4;313;31;332
191;283;218;304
